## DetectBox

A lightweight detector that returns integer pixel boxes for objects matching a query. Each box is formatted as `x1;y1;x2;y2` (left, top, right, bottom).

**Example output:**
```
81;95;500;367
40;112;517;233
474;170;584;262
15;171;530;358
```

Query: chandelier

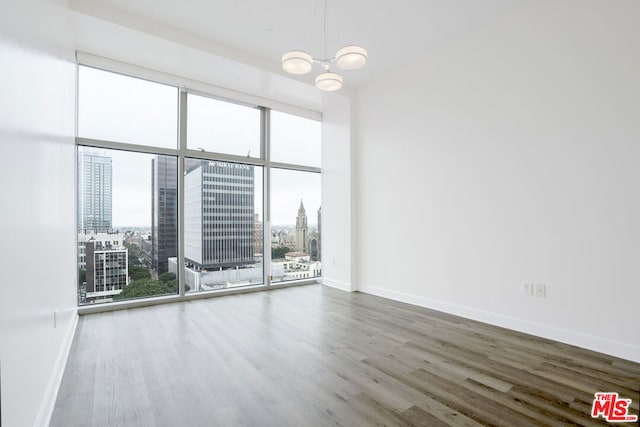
281;1;367;91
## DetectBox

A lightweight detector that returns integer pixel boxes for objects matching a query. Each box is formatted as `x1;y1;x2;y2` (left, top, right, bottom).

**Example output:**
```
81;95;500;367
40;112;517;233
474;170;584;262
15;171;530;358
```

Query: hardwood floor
51;284;640;426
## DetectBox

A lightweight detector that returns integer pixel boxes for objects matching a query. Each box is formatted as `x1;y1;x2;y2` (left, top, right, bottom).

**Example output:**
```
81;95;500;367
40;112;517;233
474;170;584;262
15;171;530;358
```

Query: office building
77;232;124;270
151;156;178;273
308;231;319;261
77;151;112;233
83;239;128;303
254;213;263;255
317;206;321;261
184;160;255;270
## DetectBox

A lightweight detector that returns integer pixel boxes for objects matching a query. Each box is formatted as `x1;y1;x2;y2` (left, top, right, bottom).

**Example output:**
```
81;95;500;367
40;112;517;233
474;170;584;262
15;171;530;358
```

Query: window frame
76;53;322;314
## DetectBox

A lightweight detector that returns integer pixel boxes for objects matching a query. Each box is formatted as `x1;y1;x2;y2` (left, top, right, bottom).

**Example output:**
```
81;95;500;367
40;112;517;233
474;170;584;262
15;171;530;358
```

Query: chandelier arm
311;57;336;64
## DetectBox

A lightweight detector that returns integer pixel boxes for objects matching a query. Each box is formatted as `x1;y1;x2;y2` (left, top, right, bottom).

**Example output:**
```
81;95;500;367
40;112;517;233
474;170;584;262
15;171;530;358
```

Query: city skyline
101;148;320;228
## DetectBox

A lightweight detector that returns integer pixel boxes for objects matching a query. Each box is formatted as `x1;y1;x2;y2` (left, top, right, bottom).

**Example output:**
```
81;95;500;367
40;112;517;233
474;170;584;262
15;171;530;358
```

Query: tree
271;246;290;259
78;269;86;285
124;242;144;267
158;272;178;293
158;272;176;282
129;265;151;281
115;271;189;301
115;278;174;300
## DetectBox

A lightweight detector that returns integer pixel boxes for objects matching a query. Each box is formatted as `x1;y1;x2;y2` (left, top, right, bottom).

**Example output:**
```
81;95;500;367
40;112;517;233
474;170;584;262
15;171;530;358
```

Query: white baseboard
34;309;79;427
358;284;640;363
322;278;354;292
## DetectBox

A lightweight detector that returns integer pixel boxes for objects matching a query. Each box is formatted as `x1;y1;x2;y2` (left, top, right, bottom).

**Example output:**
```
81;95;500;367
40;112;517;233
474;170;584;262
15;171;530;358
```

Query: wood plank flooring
51;285;640;426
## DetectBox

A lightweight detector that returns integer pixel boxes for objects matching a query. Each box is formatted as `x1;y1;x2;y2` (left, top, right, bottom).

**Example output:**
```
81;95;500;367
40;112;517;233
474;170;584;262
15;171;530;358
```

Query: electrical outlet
535;284;546;298
523;283;532;295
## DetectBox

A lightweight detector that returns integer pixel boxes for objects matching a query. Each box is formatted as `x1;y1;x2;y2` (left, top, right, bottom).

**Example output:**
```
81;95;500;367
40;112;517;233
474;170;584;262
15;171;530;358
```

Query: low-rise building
81;238;128;304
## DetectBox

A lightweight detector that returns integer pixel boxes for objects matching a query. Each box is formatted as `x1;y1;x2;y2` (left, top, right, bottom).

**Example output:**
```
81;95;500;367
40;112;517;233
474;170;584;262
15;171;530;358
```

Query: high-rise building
184;160;255;270
317;206;322;261
151;156;178;273
295;200;308;253
77;151;112;233
254;213;263;255
308;206;321;261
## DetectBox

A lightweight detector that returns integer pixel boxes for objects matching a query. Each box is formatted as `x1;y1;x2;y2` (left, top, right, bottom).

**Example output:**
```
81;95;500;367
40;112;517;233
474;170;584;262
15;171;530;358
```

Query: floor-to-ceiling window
269;111;322;282
76;59;321;306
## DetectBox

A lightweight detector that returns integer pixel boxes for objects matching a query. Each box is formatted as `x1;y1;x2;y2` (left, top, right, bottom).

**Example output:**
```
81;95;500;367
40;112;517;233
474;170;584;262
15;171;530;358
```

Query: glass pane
78;66;178;149
187;94;261;158
270;111;321;167
270;169;322;283
77;147;178;305
182;158;263;292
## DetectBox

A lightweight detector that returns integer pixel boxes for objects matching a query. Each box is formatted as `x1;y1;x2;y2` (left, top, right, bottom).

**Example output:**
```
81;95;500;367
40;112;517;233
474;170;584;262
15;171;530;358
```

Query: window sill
77;278;321;315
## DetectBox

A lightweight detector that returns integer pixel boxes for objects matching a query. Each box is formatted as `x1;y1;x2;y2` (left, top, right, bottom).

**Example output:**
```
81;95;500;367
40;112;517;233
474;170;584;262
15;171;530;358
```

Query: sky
78;66;321;228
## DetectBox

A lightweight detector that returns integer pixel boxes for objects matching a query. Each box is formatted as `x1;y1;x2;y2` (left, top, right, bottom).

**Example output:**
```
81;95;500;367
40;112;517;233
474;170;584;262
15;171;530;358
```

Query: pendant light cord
323;0;328;63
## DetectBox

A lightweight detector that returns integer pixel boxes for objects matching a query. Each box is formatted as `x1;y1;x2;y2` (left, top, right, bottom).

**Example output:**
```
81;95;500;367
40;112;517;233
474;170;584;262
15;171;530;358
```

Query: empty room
1;0;639;426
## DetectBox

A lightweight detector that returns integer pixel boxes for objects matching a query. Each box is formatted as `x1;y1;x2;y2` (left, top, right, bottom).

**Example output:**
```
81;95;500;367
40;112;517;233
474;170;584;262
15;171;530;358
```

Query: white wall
69;4;322;115
321;93;354;291
354;0;640;362
0;1;78;426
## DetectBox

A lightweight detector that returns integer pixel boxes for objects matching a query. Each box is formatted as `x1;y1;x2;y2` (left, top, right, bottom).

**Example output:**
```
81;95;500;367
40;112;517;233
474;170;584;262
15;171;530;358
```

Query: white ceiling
71;0;528;89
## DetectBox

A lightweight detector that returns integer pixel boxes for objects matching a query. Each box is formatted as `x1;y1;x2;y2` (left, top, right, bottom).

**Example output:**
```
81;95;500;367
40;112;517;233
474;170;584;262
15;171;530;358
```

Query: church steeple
295;199;308;253
296;199;307;228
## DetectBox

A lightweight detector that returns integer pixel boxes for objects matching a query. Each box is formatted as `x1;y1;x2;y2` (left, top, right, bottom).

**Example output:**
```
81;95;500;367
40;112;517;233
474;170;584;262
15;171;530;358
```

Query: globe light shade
281;50;313;75
335;45;367;70
315;72;343;91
